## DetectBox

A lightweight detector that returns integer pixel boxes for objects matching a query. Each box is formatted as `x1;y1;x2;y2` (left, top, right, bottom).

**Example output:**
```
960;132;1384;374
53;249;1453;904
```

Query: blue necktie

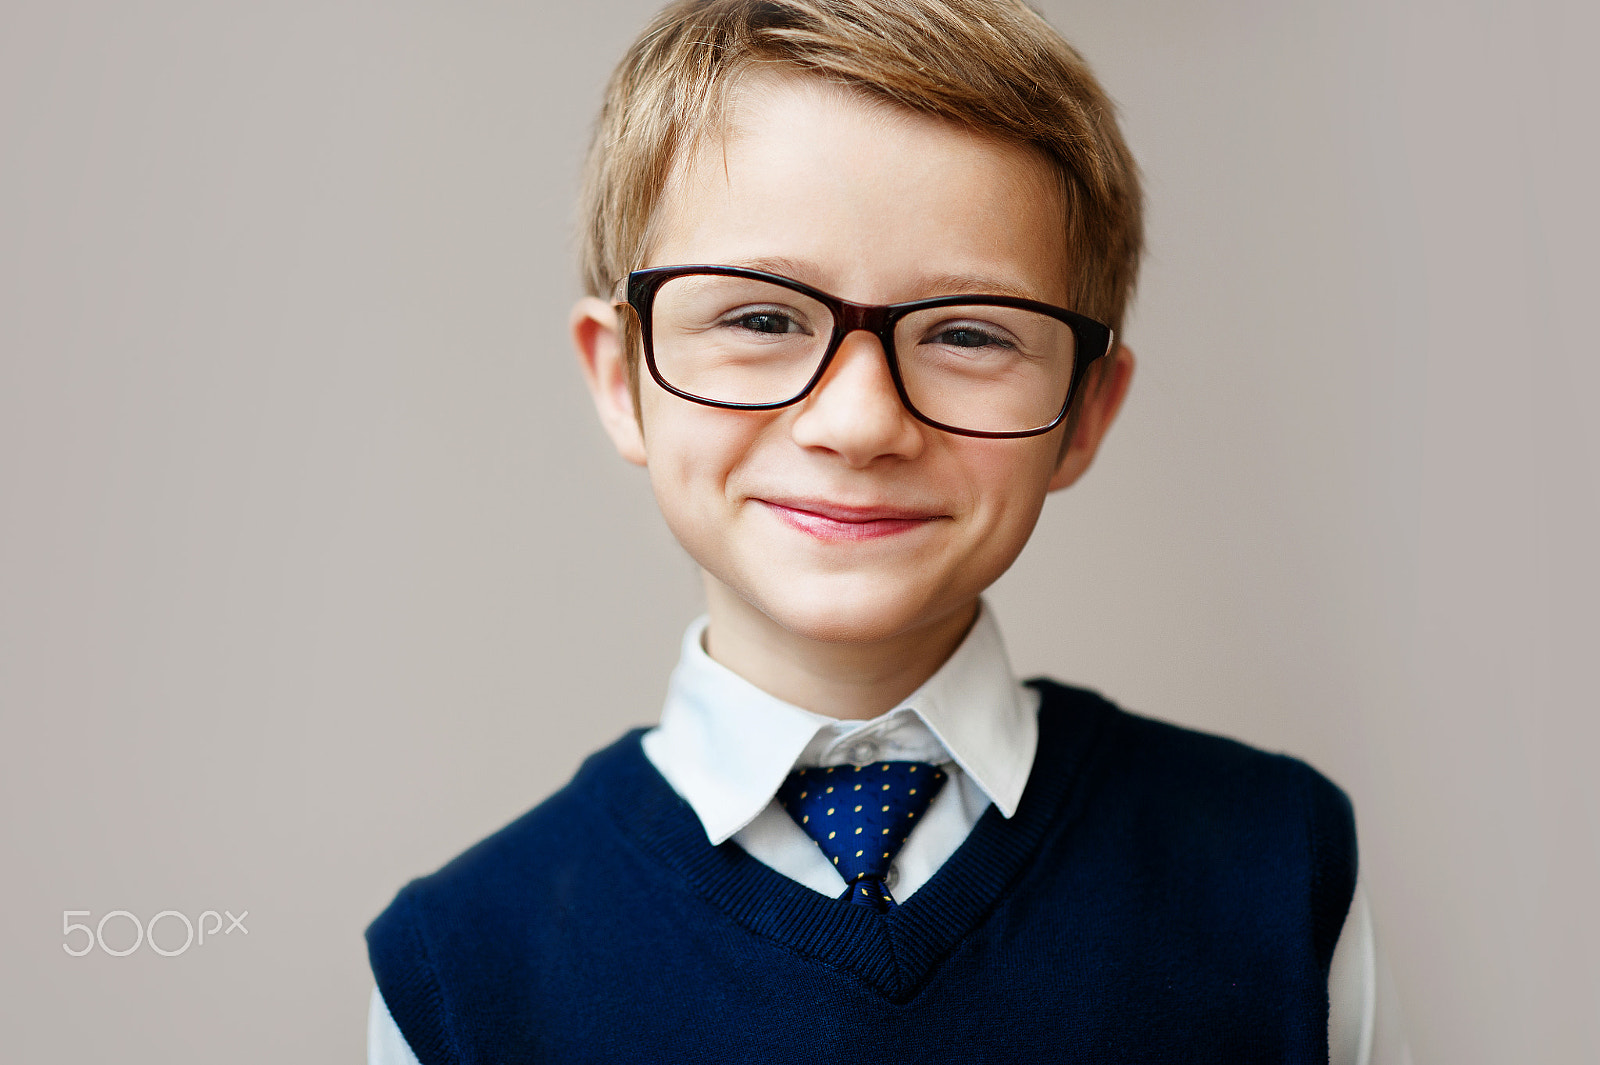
775;761;947;912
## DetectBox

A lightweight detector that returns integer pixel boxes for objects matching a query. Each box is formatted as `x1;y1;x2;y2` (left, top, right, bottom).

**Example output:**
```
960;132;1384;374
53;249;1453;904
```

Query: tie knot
775;761;946;907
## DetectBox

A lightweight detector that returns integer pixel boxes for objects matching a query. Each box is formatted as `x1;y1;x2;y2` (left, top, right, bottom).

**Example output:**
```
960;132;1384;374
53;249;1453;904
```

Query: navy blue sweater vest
367;681;1356;1063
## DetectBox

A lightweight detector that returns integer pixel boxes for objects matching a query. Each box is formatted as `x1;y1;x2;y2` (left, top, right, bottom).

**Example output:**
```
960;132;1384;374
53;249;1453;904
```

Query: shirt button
846;740;879;766
885;864;900;890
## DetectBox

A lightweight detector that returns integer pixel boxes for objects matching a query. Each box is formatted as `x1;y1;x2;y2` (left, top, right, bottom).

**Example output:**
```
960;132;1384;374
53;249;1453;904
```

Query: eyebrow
915;274;1046;303
716;258;1049;303
719;255;820;282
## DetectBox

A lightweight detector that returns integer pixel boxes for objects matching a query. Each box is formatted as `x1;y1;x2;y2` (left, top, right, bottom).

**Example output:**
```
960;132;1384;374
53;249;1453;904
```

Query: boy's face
575;72;1131;658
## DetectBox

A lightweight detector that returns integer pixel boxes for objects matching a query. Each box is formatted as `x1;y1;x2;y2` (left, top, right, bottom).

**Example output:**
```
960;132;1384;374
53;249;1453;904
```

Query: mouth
755;498;946;542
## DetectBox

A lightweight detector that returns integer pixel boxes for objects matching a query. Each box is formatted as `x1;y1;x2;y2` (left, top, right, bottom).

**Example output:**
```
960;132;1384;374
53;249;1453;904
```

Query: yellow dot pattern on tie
773;760;948;909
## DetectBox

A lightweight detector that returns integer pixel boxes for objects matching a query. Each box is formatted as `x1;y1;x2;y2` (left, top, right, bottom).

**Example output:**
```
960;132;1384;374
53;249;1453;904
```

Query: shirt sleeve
1327;878;1413;1065
368;985;424;1065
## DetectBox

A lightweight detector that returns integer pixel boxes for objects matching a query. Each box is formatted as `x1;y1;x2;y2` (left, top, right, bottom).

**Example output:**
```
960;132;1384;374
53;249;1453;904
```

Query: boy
367;1;1393;1060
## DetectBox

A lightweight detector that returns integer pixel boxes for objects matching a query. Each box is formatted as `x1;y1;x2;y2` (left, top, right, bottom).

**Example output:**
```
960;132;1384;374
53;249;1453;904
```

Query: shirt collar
642;602;1037;845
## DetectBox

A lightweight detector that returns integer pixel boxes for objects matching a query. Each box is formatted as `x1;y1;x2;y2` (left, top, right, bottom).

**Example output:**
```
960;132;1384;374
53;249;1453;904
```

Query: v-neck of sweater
591;679;1112;1002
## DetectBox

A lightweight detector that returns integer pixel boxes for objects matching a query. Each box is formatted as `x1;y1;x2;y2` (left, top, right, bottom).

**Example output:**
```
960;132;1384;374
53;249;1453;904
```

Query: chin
754;578;966;647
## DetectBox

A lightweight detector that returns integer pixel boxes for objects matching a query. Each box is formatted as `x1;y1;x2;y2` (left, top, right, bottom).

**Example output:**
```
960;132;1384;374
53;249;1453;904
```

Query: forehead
648;70;1071;306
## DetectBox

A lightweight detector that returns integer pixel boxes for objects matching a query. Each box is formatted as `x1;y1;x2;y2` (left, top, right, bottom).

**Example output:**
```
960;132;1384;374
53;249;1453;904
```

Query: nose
788;329;924;466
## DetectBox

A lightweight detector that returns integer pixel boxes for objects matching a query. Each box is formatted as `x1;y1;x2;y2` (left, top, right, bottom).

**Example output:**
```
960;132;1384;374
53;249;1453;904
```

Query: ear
571;296;647;466
1048;344;1135;492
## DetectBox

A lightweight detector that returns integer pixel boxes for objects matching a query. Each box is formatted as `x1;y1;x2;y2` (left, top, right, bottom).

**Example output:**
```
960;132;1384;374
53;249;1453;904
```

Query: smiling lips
757;498;945;542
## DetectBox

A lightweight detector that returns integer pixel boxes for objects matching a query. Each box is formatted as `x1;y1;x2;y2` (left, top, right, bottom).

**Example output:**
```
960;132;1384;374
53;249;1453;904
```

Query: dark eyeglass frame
619;265;1116;439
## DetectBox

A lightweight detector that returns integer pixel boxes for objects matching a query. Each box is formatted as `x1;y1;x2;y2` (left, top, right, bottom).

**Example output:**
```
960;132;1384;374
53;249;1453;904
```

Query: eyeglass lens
648;273;1079;434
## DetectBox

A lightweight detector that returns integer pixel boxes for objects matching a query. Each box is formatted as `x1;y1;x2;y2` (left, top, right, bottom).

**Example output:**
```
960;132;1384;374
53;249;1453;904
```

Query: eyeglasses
619;265;1114;439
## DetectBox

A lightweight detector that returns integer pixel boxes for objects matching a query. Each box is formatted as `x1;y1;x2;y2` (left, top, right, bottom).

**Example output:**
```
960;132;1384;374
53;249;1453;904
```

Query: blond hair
580;0;1142;376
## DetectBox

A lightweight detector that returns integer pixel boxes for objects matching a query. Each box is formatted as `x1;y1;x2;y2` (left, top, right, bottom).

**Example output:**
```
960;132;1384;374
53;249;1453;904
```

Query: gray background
2;0;1596;1060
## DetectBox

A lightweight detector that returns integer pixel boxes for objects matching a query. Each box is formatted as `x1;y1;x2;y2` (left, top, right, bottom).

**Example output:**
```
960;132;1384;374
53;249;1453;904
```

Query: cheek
638;396;765;518
957;438;1061;525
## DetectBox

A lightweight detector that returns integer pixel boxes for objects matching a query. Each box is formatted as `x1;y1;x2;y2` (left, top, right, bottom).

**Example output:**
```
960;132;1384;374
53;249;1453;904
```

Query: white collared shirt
369;605;1408;1064
644;607;1034;901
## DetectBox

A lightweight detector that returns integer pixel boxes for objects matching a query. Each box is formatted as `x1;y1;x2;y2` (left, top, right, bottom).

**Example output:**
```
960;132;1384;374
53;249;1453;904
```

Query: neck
701;579;978;721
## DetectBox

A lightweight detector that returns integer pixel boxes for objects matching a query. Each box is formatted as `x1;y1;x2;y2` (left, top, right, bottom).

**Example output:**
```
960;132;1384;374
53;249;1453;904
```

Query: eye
923;321;1017;351
739;313;796;334
721;306;811;336
932;326;1011;349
